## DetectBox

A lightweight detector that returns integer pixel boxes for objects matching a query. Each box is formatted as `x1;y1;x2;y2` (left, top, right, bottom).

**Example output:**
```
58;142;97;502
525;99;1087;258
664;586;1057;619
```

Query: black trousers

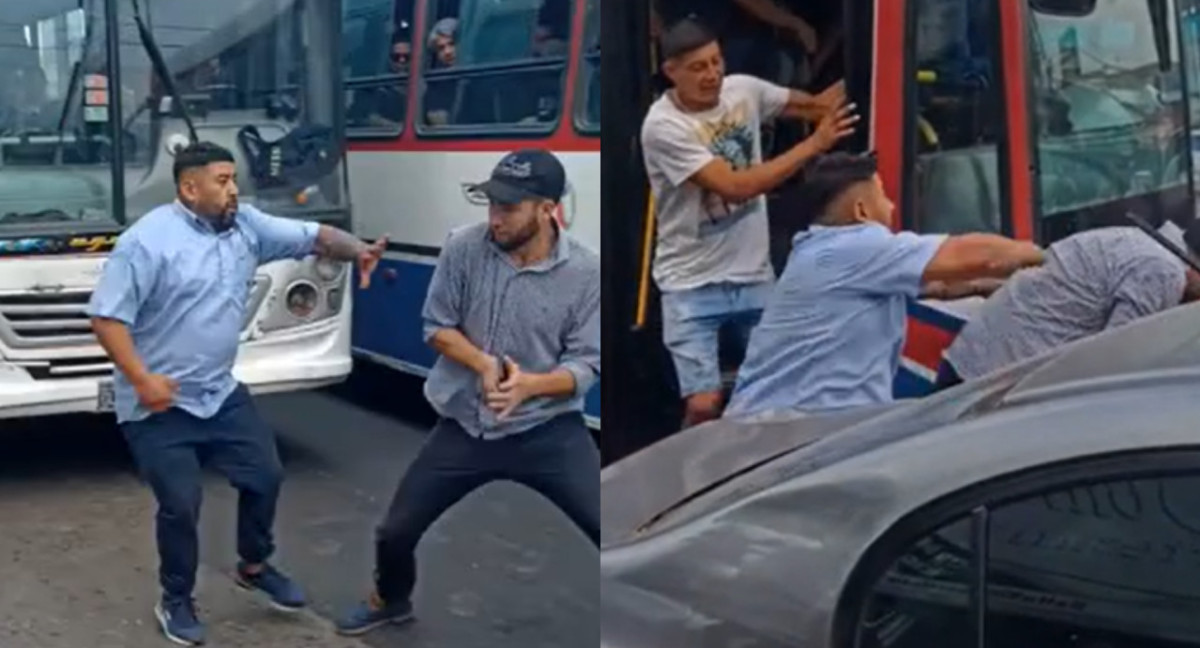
374;413;600;603
121;384;282;601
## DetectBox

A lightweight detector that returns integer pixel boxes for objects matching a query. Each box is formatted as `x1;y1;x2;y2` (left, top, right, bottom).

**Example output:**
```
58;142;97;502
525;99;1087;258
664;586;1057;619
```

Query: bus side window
343;0;413;137
909;0;1004;235
419;0;571;133
574;0;599;134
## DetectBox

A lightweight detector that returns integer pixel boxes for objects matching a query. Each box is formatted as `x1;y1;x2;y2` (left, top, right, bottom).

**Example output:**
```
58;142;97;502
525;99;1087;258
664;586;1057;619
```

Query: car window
852;471;1200;648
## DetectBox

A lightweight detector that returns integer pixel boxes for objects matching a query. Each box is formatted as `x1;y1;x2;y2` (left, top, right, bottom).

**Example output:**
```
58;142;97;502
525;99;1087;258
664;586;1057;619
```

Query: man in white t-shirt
641;17;858;426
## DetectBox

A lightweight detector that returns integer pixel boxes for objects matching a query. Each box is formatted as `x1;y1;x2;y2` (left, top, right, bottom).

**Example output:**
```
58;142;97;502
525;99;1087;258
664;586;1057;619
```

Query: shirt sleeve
1107;259;1186;328
85;238;157;325
727;73;791;121
421;231;468;342
641;113;715;188
825;228;948;297
558;275;601;397
240;204;319;264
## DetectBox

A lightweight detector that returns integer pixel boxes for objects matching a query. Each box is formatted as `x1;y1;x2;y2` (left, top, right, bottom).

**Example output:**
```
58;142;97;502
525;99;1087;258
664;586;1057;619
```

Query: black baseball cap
468;148;566;205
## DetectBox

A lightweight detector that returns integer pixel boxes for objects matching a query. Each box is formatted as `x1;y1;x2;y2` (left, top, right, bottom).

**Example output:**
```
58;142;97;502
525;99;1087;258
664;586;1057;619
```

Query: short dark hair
798;152;879;226
660;16;717;60
173;141;235;183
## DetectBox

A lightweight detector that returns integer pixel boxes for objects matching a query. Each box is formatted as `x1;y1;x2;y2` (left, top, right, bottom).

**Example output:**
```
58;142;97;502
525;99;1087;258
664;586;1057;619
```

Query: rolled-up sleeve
559;278;600;396
421;233;466;341
240;205;319;264
86;239;156;325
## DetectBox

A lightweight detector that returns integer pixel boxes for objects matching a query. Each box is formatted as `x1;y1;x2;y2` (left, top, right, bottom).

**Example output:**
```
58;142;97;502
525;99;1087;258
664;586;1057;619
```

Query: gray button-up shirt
421;223;601;439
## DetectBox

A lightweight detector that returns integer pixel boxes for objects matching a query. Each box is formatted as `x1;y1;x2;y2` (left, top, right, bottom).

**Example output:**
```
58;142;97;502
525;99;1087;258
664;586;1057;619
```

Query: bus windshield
0;0;347;232
1027;0;1190;221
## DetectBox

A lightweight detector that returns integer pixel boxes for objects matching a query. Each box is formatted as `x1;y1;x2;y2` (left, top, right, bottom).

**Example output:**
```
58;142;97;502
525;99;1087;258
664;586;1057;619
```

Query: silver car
601;302;1200;648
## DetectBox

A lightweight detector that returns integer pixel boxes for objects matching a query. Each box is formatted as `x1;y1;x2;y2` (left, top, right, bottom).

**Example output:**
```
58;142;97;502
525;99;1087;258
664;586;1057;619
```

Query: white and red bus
340;0;601;427
0;0;354;420
603;0;1200;459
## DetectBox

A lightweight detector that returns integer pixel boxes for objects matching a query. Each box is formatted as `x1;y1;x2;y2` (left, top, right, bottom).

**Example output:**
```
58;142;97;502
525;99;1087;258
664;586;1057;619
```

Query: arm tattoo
314;225;368;261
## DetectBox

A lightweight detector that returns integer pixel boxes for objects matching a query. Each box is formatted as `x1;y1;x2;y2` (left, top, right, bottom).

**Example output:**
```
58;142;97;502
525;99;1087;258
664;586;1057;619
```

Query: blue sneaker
233;562;307;611
335;595;414;636
154;597;206;646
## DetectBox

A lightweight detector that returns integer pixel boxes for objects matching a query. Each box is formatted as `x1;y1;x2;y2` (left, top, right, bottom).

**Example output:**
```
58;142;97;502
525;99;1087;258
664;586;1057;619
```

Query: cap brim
468;179;534;205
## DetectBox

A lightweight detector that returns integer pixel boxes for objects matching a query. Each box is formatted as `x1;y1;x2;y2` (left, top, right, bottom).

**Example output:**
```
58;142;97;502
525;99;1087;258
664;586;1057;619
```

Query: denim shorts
660;281;773;397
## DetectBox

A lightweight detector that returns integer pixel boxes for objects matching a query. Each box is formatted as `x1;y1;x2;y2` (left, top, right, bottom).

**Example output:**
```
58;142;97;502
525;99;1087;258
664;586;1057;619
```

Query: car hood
602;302;1200;547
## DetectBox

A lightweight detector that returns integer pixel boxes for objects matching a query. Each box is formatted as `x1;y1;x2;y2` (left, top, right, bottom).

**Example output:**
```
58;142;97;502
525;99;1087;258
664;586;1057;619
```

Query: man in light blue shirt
87;142;384;646
725;152;1044;419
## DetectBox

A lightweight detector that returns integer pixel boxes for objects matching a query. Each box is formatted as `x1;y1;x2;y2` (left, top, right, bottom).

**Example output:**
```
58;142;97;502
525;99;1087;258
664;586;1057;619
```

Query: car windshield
0;0;346;232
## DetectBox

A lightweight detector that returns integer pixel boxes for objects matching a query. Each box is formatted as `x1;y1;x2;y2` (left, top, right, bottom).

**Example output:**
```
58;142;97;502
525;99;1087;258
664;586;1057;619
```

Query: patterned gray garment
421;222;601;439
944;226;1187;380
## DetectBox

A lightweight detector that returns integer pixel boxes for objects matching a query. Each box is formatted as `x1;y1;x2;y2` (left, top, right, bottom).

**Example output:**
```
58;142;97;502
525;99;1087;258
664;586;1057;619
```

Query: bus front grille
0;291;96;348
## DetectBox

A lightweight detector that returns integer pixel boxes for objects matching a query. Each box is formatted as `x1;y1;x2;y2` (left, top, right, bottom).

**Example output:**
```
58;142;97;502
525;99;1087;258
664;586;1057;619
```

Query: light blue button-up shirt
87;201;319;423
726;223;945;418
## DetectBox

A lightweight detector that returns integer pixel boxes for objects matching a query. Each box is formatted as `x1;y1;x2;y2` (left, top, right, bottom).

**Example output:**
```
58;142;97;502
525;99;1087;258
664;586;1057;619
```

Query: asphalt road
0;368;597;647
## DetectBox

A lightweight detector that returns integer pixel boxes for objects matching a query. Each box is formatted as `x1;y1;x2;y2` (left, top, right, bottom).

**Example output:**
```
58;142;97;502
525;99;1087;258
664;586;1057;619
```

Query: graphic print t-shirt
640;74;789;292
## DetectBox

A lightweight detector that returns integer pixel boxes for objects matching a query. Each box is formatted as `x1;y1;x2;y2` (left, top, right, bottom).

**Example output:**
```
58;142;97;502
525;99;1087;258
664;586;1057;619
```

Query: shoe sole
153;602;205;646
335;612;415;636
233;574;306;613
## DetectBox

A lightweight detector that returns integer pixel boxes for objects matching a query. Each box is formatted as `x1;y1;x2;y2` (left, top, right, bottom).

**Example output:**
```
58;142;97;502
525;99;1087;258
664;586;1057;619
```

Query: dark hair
1184;217;1200;260
173;141;235;183
797;152;879;226
660;16;717;60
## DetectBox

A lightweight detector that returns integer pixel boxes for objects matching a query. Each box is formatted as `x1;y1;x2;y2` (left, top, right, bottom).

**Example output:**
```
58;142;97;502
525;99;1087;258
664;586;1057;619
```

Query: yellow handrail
634;191;656;329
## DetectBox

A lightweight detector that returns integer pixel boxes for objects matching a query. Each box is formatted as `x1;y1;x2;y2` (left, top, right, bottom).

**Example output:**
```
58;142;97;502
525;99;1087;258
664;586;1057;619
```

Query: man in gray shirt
335;149;600;636
938;225;1200;387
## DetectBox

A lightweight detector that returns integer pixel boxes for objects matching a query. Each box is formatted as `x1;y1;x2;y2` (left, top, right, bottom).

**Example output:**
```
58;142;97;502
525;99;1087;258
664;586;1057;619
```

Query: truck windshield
0;0;347;232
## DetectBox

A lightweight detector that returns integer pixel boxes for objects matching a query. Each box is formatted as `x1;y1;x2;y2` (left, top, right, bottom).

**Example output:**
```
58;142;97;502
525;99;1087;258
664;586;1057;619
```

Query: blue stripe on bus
351;256;602;424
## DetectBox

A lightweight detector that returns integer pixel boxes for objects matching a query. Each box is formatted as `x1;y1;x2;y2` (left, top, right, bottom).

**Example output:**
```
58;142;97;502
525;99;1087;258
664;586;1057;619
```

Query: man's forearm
315;225;368;261
91;317;151;385
735;0;808;32
920;278;1005;300
429;328;494;374
524;368;577;398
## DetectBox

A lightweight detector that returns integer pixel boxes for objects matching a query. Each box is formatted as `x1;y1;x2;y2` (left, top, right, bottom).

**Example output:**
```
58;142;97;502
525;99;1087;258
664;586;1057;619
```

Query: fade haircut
173;141;235;184
800;152;879;226
660;16;717;61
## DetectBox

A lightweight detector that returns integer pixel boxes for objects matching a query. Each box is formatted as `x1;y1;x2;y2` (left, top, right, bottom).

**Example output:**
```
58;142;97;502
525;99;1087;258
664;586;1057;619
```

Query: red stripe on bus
875;0;906;228
903;316;956;371
999;1;1035;241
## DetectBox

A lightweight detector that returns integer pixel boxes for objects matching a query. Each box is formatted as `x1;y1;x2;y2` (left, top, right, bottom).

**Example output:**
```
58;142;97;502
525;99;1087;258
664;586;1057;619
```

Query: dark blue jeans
374;413;600;603
121;383;283;601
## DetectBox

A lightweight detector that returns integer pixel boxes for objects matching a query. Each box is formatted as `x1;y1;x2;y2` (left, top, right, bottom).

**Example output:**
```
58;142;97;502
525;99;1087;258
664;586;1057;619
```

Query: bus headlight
314;258;345;283
285;281;320;319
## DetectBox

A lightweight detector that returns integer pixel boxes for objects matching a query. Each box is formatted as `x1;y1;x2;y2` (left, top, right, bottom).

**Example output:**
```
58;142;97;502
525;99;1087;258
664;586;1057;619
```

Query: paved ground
0;370;597;647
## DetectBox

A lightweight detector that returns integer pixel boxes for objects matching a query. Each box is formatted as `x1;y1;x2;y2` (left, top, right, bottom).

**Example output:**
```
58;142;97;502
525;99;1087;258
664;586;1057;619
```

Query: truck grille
0;291;96;349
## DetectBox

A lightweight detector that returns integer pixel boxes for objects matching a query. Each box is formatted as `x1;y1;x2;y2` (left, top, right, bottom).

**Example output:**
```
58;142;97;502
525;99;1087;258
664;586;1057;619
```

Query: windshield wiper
130;0;198;144
0;210;75;224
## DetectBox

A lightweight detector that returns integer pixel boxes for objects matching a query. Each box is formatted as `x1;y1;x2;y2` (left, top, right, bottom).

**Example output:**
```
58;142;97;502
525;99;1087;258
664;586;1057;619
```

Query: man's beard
494;219;540;252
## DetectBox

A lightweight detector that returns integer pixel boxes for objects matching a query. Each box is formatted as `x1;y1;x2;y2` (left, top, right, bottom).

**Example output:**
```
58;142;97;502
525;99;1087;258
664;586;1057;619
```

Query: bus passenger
335;149;600;636
724;152;1044;420
936;224;1200;389
87;142;385;646
641;17;857;427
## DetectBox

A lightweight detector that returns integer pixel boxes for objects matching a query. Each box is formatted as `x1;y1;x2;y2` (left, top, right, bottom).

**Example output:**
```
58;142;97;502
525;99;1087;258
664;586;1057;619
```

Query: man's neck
668;89;717;113
507;225;558;268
